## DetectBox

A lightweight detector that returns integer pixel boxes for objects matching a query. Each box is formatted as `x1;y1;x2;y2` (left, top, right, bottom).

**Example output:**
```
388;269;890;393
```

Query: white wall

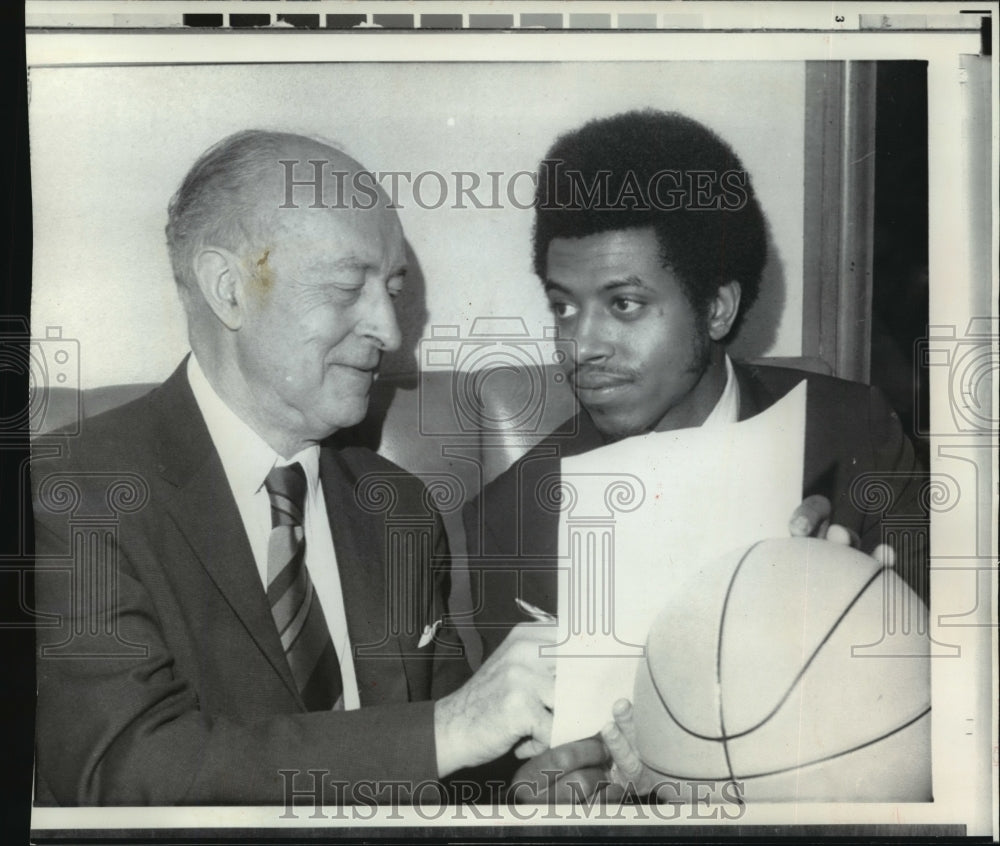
29;61;805;388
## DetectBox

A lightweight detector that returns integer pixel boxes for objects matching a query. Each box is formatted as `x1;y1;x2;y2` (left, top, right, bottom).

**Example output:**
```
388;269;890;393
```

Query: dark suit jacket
31;361;471;805
465;363;929;661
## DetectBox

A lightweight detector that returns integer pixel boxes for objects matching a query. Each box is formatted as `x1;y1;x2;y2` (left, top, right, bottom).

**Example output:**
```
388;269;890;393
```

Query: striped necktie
264;462;343;711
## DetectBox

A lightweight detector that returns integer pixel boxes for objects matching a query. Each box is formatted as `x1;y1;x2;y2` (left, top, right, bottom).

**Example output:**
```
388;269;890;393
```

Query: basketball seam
640;704;931;783
718;563;893;741
716;540;767;783
643;556;906;780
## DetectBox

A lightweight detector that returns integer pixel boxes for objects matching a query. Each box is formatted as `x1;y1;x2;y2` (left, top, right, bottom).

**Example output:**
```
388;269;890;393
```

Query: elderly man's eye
332;285;364;304
387;275;405;300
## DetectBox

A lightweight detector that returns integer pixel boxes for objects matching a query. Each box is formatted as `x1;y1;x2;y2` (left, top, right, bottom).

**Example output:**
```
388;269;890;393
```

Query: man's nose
573;307;614;363
358;283;402;353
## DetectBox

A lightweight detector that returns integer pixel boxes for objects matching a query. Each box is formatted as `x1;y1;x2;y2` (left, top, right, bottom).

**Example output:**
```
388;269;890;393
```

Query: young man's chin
585;406;648;443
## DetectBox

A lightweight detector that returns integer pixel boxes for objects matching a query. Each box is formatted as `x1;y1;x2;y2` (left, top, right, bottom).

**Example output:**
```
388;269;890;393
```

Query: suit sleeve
860;385;930;604
429;513;474;699
33;476;446;806
803;376;928;604
462;491;522;664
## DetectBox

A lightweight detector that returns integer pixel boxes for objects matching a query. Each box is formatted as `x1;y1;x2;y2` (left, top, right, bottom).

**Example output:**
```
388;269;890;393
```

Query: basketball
632;537;931;802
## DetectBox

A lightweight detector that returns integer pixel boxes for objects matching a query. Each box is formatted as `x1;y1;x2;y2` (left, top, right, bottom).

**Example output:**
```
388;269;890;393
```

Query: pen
515;596;557;623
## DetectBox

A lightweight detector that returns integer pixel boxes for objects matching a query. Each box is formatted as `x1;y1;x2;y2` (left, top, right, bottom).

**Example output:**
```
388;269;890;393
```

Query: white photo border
23;2;998;840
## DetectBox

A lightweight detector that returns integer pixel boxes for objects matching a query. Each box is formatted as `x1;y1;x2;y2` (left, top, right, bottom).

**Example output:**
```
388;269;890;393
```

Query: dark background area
870;61;930;469
1;5;36;846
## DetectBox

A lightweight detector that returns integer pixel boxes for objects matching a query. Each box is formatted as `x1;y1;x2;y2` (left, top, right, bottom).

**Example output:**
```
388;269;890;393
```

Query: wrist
433;693;463;778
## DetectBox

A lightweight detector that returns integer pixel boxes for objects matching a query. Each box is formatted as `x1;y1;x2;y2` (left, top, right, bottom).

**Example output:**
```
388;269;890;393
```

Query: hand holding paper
549;382;807;745
434;622;556;776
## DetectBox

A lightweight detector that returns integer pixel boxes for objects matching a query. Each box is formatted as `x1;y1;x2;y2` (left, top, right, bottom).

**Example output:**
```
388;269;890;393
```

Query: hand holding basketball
789;495;896;567
631;537;930;802
602;699;661;798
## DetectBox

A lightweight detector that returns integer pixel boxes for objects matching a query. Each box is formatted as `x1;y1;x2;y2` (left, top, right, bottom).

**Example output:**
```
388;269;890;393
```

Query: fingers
483;620;556;708
542;767;606;803
546;736;609;772
483;622;556;669
514;737;548;759
790;496;864;551
612;698;638;747
871;542;896;568
497;624;556;758
825;523;851;545
509;766;607;803
602;700;645;786
516;705;553;758
789;495;832;537
489;621;557;674
602;721;644;785
508;620;559;643
511;623;558;712
536;672;555;712
826;523;861;548
514;736;607;769
434;621;558;774
510;738;612;804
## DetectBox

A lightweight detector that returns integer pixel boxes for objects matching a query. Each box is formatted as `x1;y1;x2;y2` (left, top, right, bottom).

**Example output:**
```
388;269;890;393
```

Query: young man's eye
611;297;644;316
548;300;578;319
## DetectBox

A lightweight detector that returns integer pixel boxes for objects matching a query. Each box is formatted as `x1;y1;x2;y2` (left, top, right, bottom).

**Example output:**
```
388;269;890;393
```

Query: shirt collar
187;354;320;496
700;354;740;428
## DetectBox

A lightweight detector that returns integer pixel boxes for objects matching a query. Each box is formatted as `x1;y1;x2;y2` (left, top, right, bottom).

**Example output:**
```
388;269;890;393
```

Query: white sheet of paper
550;381;807;746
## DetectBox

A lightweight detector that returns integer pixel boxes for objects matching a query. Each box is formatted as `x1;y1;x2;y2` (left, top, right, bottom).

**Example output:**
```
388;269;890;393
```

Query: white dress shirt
187;354;360;710
700;354;740;428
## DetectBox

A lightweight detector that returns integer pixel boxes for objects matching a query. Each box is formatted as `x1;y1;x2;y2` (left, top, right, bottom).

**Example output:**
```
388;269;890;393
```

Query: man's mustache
568;366;639;390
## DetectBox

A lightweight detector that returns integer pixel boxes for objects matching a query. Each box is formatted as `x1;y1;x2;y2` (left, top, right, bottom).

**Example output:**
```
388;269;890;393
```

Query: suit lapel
733;361;776;422
319;448;409;707
150;361;301;703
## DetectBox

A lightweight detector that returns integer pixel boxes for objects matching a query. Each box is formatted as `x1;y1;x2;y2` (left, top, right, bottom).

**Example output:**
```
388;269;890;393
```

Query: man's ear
192;247;247;330
707;280;741;341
